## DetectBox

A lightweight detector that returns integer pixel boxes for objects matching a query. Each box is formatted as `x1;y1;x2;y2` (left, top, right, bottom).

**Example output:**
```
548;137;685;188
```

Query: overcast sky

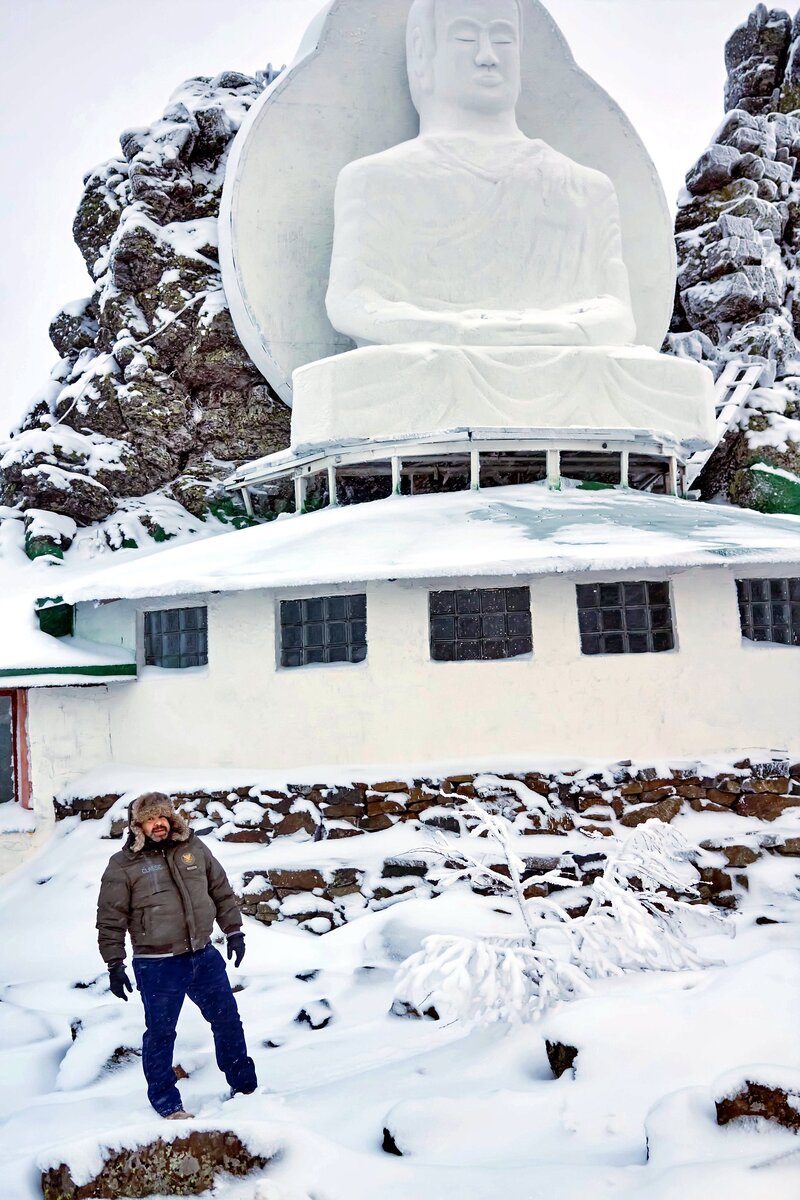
0;0;760;437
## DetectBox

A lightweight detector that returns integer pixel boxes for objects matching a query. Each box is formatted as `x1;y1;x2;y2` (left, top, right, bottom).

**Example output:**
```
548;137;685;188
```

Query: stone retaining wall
55;759;800;933
54;758;800;833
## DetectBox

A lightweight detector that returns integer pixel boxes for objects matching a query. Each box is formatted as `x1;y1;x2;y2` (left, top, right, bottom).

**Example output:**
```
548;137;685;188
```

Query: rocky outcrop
41;1130;272;1198
725;6;794;114
670;5;800;511
545;1040;579;1079
0;69;290;559
716;1078;800;1130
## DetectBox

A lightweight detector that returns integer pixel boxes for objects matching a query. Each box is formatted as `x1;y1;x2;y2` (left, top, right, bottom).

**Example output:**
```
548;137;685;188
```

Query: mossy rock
49;299;99;359
206;495;258;529
17;472;116;527
72;162;128;275
778;84;800;115
730;462;800;514
675;178;759;234
140;519;177;544
40;1129;273;1199
25;536;64;563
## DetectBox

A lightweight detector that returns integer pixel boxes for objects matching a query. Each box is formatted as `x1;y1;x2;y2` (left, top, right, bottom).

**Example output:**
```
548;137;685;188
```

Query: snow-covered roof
0;596;136;686
58;483;800;606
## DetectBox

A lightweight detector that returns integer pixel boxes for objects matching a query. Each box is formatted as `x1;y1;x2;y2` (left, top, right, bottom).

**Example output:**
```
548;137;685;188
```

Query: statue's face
430;0;521;116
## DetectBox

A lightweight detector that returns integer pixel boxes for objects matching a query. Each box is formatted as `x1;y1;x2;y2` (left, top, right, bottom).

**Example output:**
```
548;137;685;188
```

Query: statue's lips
474;74;504;87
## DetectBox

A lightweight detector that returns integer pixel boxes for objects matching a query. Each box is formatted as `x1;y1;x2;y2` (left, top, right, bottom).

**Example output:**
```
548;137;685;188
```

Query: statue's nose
475;32;499;68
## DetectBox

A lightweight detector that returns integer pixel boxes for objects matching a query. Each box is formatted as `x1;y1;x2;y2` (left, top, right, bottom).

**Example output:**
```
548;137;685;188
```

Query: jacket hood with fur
127;792;191;854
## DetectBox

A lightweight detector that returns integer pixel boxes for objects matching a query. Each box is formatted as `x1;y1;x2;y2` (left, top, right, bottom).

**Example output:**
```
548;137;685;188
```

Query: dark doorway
0;693;16;805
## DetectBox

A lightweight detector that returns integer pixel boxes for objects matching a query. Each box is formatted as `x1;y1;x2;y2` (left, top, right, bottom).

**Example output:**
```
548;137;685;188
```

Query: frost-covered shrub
394;802;711;1025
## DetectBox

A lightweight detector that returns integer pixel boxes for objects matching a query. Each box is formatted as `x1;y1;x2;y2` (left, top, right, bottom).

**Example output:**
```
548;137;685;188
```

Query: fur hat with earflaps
128;792;191;853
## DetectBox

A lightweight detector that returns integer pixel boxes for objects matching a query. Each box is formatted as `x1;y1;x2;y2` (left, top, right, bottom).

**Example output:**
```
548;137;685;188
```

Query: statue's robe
326;136;636;348
289;136;714;451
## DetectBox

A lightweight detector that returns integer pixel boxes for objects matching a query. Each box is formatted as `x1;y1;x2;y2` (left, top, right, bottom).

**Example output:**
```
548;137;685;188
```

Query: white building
2;481;800;869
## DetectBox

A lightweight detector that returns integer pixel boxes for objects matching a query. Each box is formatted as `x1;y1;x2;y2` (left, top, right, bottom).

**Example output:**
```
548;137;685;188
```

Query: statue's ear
410;25;434;94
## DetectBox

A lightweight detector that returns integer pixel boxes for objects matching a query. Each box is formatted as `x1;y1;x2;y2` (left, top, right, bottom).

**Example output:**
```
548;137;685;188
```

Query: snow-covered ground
1;800;799;1199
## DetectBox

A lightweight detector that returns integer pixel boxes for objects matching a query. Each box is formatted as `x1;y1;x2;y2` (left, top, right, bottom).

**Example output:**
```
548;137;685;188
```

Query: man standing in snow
96;792;257;1119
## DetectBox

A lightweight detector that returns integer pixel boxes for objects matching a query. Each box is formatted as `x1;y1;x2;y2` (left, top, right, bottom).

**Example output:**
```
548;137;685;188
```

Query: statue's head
407;0;523;122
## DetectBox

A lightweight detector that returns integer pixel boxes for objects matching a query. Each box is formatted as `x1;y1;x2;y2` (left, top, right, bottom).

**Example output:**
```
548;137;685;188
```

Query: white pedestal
291;344;715;452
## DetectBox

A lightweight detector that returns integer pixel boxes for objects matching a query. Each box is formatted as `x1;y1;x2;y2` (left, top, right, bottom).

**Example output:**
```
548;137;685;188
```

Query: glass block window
144;607;208;668
280;594;367;668
429;587;532;662
737;577;800;646
577;581;674;655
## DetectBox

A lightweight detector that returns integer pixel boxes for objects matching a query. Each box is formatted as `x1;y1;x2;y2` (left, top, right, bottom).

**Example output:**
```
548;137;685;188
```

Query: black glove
226;932;245;968
109;961;133;1002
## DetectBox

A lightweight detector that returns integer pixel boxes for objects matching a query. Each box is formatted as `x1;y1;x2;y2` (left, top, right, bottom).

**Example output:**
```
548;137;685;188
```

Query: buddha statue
289;0;714;451
327;0;635;350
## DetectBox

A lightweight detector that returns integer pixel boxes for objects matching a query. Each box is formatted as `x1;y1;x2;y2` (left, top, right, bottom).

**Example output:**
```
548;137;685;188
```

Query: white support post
294;474;307;514
391;456;402;496
668;457;679;498
546;448;561;491
470;448;480;491
327;465;338;507
240;487;254;518
620;451;630;489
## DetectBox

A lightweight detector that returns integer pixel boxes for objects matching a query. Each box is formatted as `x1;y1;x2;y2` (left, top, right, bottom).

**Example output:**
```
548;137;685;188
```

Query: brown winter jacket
96;826;242;964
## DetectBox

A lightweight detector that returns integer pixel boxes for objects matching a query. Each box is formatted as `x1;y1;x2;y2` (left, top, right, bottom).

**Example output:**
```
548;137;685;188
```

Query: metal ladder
685;360;766;490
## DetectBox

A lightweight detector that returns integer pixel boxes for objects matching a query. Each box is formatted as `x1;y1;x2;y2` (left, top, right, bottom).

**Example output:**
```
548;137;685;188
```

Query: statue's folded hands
335;297;634;349
494;298;637;347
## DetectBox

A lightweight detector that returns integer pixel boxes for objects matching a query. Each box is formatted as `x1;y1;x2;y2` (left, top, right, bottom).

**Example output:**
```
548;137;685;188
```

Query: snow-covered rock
0;70;290;560
670;5;800;511
40;1126;275;1199
715;1066;800;1130
724;5;793;115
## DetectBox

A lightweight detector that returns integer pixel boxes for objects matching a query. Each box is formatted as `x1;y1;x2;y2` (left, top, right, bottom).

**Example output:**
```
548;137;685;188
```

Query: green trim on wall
0;663;137;681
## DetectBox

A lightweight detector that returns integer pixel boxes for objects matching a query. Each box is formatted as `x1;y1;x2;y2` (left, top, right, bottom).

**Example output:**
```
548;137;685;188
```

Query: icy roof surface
59;483;800;605
0;594;135;680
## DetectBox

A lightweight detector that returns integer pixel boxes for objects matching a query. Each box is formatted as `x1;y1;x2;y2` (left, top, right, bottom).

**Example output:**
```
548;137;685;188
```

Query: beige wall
27;683;113;812
15;563;800;868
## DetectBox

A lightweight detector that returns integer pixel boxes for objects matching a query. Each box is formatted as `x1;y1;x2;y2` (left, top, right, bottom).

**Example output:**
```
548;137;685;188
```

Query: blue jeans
132;944;257;1116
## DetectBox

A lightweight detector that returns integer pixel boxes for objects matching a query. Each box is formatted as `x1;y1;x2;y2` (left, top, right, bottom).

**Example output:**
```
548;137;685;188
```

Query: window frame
575;579;677;657
736;576;800;647
428;585;533;663
138;602;210;671
277;592;368;670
